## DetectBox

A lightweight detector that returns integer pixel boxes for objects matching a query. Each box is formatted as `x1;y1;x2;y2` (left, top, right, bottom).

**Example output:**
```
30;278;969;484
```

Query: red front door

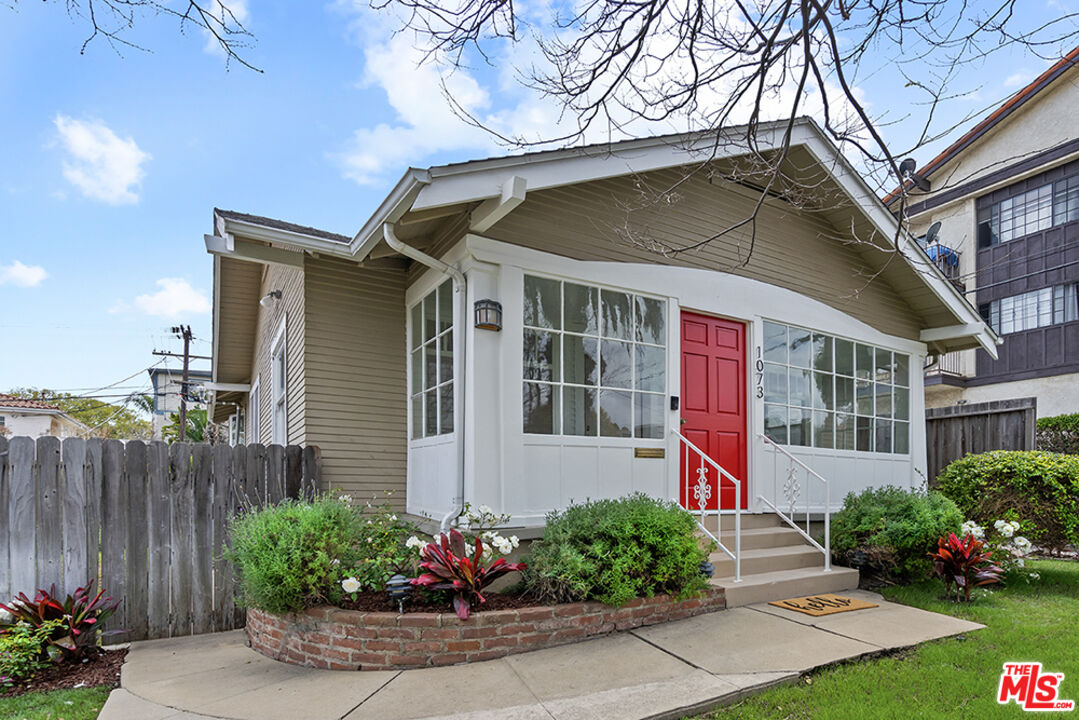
680;312;747;510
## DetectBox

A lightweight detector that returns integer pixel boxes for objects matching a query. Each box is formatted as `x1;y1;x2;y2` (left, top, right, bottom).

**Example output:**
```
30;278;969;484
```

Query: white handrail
757;433;831;571
671;430;741;582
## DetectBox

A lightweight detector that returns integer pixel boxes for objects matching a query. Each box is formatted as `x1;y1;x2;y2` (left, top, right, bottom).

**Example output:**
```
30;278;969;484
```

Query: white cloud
1004;72;1032;88
0;260;48;287
54;115;151;205
117;278;211;318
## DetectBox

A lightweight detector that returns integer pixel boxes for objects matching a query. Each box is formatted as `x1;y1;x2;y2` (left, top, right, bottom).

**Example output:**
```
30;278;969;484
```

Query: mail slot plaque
634;448;666;459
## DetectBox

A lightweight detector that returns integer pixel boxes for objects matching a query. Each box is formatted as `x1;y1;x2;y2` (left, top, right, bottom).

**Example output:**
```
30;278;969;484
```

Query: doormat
768;594;878;617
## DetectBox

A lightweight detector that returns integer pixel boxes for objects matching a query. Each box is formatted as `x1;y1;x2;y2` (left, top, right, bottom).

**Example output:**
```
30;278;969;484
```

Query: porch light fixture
474;299;503;331
259;290;282;308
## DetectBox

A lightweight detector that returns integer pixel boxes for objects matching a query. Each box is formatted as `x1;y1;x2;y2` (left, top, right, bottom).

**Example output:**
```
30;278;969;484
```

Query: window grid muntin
987;283;1079;335
977;171;1079;246
409;280;454;440
523;275;666;439
763;321;909;455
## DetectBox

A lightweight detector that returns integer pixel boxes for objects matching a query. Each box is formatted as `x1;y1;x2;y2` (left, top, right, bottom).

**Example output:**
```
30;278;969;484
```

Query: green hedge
1036;414;1079;432
936;451;1079;551
831;486;962;579
1036;414;1079;454
524;494;708;606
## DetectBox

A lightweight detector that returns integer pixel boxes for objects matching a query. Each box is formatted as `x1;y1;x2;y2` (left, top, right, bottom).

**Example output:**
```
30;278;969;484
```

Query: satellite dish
899;158;917;177
924;221;941;245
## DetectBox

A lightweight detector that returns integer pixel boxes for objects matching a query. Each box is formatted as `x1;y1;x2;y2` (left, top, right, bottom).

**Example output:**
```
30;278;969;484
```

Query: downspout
382;223;467;533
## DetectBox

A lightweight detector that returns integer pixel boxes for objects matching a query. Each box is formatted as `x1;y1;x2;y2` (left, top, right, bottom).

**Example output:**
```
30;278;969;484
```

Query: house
0;394;90;439
889;47;1079;417
203;118;995;601
146;367;212;440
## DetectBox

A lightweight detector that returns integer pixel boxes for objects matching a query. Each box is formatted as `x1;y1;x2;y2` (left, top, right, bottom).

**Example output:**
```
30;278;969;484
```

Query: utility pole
171;325;194;441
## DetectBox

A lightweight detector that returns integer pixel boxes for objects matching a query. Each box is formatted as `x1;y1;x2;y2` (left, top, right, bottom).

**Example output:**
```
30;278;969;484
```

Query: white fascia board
204;235;304;268
797;123;1000;358
919;323;989;343
219;218;354;259
0;406;60;416
412;122;796;212
351;168;431;260
200;381;251;392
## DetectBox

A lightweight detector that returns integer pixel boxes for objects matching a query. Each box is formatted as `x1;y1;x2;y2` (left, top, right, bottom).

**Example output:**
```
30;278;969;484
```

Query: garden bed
0;647;126;698
247;588;726;670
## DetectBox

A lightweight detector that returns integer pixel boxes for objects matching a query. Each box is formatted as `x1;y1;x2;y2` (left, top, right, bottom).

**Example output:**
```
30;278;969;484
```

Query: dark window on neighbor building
984;283;1079;335
978;183;1054;246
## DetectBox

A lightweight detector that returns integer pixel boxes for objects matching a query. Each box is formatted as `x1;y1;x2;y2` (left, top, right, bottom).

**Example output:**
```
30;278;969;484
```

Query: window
985;283;1079;335
762;321;910;454
228;407;246;446
974;170;1079;246
270;323;287;445
522;275;667;439
248;377;260;444
410;280;454;439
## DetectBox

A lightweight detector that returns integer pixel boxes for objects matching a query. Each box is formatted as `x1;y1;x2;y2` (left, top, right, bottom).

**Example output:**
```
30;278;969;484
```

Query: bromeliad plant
0;581;119;661
929;533;1004;602
411;529;526;620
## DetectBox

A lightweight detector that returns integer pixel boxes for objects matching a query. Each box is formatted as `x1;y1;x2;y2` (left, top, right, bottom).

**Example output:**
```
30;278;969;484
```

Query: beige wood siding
303;257;408;507
482;169;924;339
249;263;306;445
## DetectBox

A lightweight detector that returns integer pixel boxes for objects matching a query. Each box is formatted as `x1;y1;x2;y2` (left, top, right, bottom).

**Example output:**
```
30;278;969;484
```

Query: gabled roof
884;45;1079;205
207;117;999;358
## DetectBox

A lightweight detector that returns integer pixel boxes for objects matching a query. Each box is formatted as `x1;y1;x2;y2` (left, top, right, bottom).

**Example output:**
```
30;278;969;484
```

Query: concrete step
710;565;860;607
715;525;810;551
697;513;783;535
710;544;824;577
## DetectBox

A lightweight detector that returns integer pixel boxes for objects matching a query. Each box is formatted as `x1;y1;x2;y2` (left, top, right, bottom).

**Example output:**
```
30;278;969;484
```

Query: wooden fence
926;397;1037;483
0;436;320;642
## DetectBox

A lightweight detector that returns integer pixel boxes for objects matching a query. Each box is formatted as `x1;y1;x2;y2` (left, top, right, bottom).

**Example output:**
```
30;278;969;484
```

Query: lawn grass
0;685;112;720
696;559;1079;719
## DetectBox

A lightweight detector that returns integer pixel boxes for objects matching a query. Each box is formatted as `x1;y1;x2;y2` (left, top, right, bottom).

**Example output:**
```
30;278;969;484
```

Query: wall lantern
474;299;503;331
259;289;283;308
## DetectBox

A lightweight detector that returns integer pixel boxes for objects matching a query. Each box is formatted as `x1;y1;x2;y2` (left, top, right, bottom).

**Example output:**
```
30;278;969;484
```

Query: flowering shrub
0;582;118;661
929;533;1004;602
410;529;526;619
343;497;421;593
959;519;1038;581
936;451;1079;552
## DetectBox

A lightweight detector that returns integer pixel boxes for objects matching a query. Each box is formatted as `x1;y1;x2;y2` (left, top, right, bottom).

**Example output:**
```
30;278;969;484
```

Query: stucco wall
925;372;1079;418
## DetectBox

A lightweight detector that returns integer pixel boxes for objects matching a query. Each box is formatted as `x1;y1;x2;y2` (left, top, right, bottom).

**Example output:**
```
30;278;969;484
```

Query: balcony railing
925;351;964;378
926;243;963;289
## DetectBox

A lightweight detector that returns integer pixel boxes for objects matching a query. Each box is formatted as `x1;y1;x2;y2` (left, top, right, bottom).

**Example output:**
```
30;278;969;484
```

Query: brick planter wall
246;588;726;670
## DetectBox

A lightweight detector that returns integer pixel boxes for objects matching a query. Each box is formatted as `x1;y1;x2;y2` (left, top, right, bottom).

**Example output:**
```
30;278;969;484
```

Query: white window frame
407;280;455;441
270;317;287;445
248;376;261;444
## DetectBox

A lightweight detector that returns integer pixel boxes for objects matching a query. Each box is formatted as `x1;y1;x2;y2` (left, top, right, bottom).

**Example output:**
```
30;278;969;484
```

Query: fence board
926;398;1037;482
146;442;171;639
100;440;128;638
9;437;36;597
0;436;9;602
85;439;103;595
246;444;266;506
211;444;235;632
35;438;62;592
124;441;149;642
61;439;89;596
191;445;214;635
170;443;194;637
285;445;302;500
302;445;321;499
266;444;285;506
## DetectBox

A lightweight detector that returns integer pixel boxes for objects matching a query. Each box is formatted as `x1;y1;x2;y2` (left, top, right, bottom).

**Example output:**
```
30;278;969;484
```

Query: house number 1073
754;347;764;399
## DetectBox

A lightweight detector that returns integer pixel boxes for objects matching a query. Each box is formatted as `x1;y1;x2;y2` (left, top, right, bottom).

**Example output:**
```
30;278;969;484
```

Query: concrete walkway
99;591;982;720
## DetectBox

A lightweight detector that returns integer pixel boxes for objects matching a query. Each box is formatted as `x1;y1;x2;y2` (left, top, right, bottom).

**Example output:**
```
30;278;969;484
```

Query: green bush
936;451;1079;551
228;496;366;613
831;486;963;579
0;620;63;688
523;493;708;606
1036;414;1079;454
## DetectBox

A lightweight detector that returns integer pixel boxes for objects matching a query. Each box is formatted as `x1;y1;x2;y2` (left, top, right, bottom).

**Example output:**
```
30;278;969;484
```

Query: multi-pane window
270;330;286;444
248;377;260;444
979;182;1063;246
983;283;1079;335
522;275;666;439
762;322;910;454
410;280;454;439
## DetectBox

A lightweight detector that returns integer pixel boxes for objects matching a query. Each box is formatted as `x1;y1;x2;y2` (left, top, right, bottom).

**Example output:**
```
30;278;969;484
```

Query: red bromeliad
929;533;1004;602
411;529;526;620
0;581;119;661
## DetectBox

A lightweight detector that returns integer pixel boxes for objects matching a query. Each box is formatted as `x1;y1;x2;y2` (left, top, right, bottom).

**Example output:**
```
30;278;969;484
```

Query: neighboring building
203;118;994;601
0;394;90;438
146;368;212;440
890;48;1079;417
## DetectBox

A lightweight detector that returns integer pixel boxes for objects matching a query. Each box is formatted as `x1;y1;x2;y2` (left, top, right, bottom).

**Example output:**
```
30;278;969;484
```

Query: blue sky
0;1;1072;403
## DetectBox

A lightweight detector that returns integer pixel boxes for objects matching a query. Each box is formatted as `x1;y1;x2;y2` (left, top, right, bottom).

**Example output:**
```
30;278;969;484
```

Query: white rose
341;577;361;593
510;535;520;548
339;494;351;503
